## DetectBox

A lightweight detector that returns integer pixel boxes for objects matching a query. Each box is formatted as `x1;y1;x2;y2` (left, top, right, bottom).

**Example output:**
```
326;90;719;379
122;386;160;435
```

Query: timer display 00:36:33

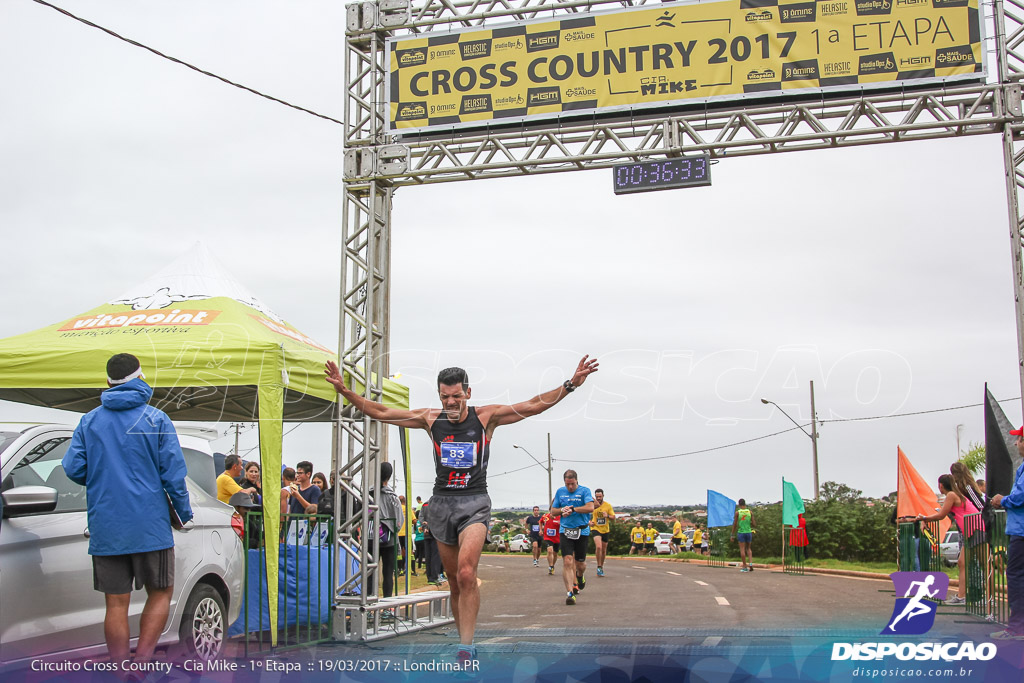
612;155;712;194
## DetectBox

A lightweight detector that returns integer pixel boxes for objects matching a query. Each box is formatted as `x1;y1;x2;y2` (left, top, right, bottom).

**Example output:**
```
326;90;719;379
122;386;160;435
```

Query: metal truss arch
337;0;1024;641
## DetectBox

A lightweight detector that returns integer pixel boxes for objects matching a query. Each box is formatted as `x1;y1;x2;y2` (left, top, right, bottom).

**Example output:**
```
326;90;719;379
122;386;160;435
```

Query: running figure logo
882;572;950;635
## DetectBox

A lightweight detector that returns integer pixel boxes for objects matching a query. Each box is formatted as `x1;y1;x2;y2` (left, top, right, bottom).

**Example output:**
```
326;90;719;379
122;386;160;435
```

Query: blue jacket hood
100;378;153;411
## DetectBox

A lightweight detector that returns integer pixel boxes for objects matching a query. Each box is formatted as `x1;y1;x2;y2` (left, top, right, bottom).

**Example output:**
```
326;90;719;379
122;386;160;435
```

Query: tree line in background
490;481;898;563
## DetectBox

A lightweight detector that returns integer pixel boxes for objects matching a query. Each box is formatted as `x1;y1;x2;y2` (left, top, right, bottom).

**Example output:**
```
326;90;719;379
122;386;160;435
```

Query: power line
819;397;1021;424
558;396;1023;465
29;0;343;126
564;425;809;464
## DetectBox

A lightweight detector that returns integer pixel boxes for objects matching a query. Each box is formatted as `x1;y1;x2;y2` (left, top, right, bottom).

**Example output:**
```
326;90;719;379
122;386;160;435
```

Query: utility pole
809;381;820;501
231;422;242;456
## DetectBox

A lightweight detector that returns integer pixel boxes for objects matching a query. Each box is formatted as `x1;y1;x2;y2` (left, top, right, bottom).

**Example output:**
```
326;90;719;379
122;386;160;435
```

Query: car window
181;447;217;498
1;437;86;514
0;431;21;456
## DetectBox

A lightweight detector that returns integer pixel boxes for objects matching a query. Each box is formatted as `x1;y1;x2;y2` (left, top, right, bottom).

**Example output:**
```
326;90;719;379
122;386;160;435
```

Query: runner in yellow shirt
671;517;684;554
589;488;616;576
643;523;658;556
692;527;703;555
629;523;645;555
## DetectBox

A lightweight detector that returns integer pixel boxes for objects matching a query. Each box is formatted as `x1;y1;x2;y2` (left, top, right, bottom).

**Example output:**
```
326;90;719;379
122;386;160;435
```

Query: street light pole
761;381;820;500
547;432;553;505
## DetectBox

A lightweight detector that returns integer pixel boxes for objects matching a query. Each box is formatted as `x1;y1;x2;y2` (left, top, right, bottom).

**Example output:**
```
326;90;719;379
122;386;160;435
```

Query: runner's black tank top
429;407;490;495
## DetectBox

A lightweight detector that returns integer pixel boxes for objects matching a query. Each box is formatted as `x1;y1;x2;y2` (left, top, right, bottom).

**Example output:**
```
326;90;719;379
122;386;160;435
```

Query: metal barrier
784;524;806;575
963;510;1008;624
897;521;942;573
706;528;730;568
239;511;334;655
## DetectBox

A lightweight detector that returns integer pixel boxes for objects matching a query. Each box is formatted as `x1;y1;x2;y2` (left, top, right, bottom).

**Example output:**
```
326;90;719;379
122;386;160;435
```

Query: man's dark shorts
645;543;655;552
425;493;491;545
630;542;642;552
530;533;542;544
93;547;174;594
544;539;559;550
591;530;607;541
560;532;589;561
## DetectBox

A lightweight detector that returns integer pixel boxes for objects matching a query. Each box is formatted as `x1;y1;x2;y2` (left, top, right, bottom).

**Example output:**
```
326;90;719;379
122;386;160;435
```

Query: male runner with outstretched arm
325;355;598;663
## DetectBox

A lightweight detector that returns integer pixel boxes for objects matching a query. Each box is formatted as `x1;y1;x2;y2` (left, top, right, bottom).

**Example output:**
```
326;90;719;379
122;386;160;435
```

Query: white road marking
667;571;681;576
494;614;526;618
632;566;646;569
702;636;723;646
694;581;709;586
715;596;730;606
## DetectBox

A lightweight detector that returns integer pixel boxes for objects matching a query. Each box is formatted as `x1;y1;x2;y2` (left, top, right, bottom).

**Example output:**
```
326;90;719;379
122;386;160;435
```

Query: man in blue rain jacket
62;353;192;671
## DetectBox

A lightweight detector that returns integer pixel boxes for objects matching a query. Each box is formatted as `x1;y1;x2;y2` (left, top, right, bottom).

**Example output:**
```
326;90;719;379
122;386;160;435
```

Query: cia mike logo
882;572;949;635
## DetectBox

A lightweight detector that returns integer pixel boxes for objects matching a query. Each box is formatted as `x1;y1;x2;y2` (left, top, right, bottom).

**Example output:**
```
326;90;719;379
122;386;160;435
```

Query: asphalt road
361;553;997;650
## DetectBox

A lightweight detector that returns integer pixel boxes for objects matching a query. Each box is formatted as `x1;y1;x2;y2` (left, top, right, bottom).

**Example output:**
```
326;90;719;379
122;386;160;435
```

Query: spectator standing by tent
61;353;193;672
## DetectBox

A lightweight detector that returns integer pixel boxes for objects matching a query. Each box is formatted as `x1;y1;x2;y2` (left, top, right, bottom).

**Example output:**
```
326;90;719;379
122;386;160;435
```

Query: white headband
108;366;145;385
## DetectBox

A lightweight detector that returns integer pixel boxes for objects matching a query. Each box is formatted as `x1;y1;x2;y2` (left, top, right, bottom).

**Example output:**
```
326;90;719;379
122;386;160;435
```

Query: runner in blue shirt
550;470;595;605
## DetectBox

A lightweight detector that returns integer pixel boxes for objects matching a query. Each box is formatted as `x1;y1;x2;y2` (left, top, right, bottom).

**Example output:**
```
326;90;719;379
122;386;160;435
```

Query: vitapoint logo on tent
830;572;996;662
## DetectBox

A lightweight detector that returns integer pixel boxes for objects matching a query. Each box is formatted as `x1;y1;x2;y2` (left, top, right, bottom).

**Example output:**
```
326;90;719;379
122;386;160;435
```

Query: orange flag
896;446;950;538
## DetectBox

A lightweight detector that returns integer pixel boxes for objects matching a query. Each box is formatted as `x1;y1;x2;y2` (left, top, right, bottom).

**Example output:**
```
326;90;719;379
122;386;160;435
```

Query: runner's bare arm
481;355;599;431
325;361;432;429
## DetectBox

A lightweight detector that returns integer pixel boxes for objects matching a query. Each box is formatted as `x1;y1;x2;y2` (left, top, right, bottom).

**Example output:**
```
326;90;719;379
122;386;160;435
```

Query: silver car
0;424;243;669
941;530;961;566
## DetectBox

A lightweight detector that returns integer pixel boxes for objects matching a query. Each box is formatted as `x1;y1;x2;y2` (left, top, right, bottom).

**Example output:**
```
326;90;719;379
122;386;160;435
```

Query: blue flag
707;490;736;528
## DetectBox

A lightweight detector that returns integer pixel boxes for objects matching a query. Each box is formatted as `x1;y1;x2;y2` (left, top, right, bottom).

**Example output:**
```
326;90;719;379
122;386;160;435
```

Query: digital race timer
612;154;712;195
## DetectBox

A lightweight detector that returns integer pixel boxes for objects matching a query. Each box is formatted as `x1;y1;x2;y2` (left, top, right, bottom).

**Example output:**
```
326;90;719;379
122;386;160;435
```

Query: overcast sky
2;0;1020;509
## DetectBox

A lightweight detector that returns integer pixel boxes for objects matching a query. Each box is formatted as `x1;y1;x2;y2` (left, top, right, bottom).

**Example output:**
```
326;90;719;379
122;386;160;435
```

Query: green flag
782;479;805;527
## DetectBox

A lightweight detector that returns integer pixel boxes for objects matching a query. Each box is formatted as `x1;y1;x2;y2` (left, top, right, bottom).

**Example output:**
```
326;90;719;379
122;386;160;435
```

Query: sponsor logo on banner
747;68;777;81
493;37;524;52
396;102;428;120
855;0;892;15
897;0;928;6
60;309;220;331
396;48;427;67
819;1;849;15
460;39;492;60
495;94;525;107
932;0;969;7
859;52;897;74
780;2;817;22
460;93;493;114
527;86;562;106
936;45;975;67
900;55;932;67
829;572;997;663
526;30;560;52
822;61;852;76
782;59;819;81
745;10;773;21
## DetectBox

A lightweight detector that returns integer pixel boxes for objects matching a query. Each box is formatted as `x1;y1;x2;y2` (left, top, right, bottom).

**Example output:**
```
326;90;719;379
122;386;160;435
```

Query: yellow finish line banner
386;0;984;133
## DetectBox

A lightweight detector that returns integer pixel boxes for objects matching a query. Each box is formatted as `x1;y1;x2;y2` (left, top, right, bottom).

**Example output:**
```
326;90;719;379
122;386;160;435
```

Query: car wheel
179;583;226;661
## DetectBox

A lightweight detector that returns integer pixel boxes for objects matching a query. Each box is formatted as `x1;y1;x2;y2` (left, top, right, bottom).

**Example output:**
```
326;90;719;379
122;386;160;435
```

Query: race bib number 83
440;442;477;469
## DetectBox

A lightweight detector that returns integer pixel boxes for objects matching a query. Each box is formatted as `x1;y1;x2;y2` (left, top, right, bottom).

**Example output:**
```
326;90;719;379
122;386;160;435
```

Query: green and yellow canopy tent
0;243;408;645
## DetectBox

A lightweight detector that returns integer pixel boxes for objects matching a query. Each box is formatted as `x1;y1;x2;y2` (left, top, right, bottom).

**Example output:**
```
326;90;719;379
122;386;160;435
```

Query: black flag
984;383;1021;496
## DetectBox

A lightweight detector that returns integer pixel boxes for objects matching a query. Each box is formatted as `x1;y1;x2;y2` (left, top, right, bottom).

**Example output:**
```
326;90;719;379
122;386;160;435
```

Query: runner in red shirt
542;512;562;575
